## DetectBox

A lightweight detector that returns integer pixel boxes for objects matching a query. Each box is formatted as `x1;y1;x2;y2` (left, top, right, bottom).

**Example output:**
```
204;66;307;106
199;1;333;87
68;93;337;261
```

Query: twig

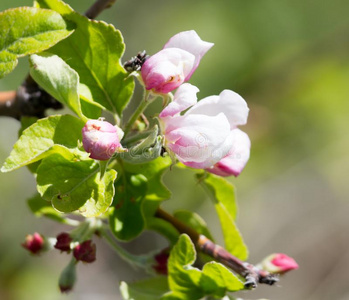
85;0;117;19
155;207;279;288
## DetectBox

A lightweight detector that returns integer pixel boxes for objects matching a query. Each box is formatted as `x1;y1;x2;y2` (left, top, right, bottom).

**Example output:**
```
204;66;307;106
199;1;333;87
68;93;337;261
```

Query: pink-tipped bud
82;119;125;160
54;232;72;252
73;240;96;263
22;232;45;255
152;248;170;275
260;253;299;274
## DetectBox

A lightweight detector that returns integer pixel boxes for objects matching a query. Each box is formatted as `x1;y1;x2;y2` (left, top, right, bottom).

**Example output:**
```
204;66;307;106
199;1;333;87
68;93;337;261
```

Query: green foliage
173;210;214;241
198;173;248;261
27;193;67;224
120;277;169;300
163;234;244;300
110;157;171;241
35;0;134;116
1;115;84;172
0;6;74;78
29;53;87;121
37;152;117;217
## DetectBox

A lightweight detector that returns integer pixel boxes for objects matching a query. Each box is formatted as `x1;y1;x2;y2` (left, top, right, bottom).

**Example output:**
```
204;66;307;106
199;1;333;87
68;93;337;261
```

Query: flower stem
123;91;152;137
155;207;279;288
100;228;150;269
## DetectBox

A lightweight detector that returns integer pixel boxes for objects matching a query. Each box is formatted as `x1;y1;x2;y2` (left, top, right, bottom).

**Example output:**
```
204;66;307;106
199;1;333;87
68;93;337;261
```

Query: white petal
164;30;214;80
165;113;232;164
186;90;249;128
159;83;199;118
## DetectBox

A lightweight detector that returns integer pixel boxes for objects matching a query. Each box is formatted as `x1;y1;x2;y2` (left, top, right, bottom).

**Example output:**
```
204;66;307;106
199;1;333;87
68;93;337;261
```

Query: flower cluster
143;30;250;176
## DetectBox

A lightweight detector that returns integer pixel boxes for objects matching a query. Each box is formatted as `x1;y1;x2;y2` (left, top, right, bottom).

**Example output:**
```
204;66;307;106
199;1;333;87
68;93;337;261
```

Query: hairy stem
155;207;279;288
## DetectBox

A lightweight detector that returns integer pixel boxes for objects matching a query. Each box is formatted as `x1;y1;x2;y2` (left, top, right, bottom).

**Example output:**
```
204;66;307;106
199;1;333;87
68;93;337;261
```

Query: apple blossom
82;119;125;161
259;253;299;274
54;232;73;252
206;129;251;177
159;83;250;172
141;30;214;94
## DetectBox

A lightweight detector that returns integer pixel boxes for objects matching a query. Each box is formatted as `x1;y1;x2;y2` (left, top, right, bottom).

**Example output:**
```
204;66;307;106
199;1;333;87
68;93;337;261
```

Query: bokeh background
1;0;349;299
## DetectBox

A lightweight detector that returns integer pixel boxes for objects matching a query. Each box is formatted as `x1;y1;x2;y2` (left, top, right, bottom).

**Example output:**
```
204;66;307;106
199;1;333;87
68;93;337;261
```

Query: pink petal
159;83;199;118
206;129;250;177
164;30;214;80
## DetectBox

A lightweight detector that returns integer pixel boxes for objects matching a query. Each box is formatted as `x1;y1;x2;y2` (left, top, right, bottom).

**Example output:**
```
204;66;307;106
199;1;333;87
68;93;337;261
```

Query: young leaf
173;210;214;241
0;7;74;78
27;193;67;224
120;277;169;300
166;234;204;300
36;153;117;217
109;157;171;241
36;0;135;116
29;53;87;121
199;173;249;261
1;115;85;173
164;234;244;300
109;173;148;240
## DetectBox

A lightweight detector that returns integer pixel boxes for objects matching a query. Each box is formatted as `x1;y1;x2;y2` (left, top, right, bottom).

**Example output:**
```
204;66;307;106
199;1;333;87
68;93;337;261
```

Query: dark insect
123;50;149;72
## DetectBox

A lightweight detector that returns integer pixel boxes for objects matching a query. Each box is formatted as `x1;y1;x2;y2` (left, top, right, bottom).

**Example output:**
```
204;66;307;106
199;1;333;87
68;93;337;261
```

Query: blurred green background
1;0;349;299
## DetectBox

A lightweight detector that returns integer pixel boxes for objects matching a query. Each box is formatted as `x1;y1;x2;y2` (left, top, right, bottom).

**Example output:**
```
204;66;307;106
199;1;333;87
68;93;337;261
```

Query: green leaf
166;235;203;300
200;262;244;297
27;193;67;223
36;0;135;116
0;7;74;78
165;234;244;300
173;210;214;241
109;157;171;241
109;173;148;240
1;115;85;173
120;277;169;300
29;53;87;121
36;153;117;217
199;173;248;261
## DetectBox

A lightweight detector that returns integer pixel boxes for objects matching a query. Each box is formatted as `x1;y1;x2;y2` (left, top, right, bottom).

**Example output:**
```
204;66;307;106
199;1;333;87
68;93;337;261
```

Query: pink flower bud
82;119;124;160
260;253;299;274
54;232;72;252
22;232;45;255
141;30;213;94
152;248;170;275
73;240;96;263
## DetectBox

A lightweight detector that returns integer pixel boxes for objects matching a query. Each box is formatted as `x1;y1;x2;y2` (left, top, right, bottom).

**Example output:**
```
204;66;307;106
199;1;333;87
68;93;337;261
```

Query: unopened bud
259;253;298;274
82;119;125;160
54;232;72;252
22;232;45;255
152;248;170;275
59;259;77;293
73;240;96;263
